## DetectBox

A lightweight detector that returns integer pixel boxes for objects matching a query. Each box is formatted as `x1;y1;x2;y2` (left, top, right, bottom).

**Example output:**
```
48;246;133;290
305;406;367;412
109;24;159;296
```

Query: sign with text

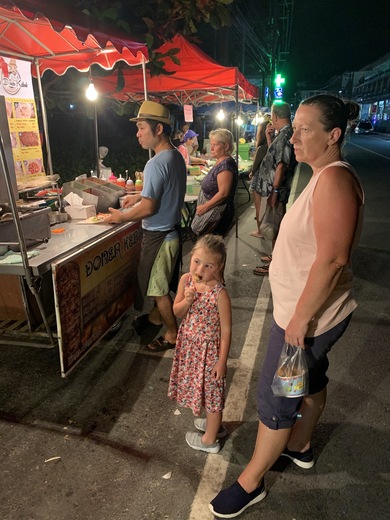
52;223;142;377
184;104;193;122
0;56;45;178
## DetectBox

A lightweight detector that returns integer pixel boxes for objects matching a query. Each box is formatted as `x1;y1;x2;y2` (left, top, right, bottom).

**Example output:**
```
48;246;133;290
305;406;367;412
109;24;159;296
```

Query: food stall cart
0;1;148;376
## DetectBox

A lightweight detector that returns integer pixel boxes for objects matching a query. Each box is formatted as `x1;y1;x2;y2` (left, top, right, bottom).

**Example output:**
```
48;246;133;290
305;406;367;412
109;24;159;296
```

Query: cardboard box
64;205;96;220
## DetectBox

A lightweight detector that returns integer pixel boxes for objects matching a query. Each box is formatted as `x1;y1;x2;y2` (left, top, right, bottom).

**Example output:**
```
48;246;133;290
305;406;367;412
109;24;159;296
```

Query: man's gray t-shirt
141;148;187;232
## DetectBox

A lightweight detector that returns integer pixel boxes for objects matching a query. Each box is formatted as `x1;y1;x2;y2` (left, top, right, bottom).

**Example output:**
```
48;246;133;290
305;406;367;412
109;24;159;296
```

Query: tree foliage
66;0;234;48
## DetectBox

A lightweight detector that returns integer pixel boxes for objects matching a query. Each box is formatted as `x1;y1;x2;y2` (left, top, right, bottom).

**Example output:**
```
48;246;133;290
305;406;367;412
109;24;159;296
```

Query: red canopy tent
0;0;148;74
94;34;258;107
0;0;148;172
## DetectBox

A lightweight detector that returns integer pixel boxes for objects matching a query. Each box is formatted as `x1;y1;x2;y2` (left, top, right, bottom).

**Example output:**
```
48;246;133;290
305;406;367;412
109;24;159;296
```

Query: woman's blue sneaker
209;480;267;518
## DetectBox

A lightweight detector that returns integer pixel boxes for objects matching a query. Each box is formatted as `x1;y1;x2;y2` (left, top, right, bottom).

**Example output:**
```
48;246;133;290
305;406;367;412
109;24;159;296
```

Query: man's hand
104;207;124;224
122;194;140;208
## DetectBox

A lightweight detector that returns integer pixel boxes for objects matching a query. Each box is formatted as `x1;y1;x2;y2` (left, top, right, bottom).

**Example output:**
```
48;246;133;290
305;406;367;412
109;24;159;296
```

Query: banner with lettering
52;223;142;377
0;56;45;180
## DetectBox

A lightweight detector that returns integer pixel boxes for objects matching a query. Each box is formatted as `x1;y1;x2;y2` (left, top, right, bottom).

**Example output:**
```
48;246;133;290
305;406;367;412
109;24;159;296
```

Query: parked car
354;120;374;134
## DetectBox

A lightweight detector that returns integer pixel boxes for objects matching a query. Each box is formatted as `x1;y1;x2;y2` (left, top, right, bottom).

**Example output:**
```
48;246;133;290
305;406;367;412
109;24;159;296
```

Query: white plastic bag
271;342;308;398
259;202;284;241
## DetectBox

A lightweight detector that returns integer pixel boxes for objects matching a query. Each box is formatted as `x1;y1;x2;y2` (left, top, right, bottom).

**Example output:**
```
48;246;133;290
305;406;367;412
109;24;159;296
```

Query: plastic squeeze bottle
126;178;134;192
116;174;126;189
135;172;143;191
108;172;117;185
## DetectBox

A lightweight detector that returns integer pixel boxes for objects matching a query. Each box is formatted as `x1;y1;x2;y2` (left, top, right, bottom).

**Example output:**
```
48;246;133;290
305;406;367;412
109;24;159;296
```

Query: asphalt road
0;139;389;519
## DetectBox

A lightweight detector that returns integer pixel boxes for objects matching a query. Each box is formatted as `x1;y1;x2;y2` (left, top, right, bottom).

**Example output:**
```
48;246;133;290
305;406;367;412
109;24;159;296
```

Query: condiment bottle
126;178;134;192
108;172;117;185
116;174;126;189
135;171;143;191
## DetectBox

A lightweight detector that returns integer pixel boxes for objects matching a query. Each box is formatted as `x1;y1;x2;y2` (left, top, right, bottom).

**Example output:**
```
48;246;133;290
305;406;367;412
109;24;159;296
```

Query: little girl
168;234;232;453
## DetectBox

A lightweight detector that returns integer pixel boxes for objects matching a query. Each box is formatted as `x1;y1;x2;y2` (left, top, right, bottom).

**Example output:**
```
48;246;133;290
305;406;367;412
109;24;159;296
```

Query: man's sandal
146;336;176;352
253;263;270;275
132;314;162;335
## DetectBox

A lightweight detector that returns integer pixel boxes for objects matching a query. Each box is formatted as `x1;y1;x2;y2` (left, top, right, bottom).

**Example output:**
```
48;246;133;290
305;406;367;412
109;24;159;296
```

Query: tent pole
142;55;148;101
35;60;53;175
235;84;239;238
141;55;153;160
93;103;100;177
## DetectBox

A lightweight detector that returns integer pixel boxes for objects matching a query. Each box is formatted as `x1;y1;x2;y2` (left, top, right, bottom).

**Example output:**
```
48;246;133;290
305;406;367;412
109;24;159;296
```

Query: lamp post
86;81;100;177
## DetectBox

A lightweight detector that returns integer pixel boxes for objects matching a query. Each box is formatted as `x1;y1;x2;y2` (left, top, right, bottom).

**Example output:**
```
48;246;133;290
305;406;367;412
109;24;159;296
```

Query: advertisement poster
52;224;142;377
0;56;45;180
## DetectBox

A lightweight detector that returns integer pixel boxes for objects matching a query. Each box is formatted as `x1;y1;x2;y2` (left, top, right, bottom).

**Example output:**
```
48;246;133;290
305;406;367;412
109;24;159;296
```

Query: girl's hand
184;288;196;304
211;360;227;381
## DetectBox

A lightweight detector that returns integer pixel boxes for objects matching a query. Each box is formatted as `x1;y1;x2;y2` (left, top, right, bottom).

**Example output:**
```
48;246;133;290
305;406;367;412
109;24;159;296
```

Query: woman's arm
285;167;362;347
173;273;195;318
196;169;234;216
212;288;232;380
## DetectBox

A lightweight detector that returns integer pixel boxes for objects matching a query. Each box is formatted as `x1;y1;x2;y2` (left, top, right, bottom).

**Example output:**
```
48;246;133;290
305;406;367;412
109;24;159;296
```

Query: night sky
285;0;390;94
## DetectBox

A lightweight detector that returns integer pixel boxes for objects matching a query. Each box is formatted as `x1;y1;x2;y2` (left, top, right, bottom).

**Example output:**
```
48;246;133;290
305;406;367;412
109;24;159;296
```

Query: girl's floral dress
168;274;226;416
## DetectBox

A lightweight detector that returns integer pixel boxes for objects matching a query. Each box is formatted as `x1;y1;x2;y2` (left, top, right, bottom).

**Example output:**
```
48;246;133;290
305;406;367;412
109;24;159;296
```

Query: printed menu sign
0;56;45;179
52;223;142;377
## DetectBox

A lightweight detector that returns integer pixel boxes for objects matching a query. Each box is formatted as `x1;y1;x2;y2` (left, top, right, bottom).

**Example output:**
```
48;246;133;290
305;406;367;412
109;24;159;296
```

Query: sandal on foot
260;254;272;262
146;336;175;352
253;263;270;275
249;231;262;238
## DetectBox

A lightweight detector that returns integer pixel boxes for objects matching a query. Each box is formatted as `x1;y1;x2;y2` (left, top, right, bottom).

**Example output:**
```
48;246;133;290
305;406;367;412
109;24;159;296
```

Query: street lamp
86;80;100;177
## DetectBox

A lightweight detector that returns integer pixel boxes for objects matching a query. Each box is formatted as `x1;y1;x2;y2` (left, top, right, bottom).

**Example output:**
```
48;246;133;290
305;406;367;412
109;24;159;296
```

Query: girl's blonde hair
191;234;227;283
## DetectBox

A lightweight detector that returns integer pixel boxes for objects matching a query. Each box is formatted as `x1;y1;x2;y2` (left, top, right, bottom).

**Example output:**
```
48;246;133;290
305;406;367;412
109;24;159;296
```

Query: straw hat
130;100;172;125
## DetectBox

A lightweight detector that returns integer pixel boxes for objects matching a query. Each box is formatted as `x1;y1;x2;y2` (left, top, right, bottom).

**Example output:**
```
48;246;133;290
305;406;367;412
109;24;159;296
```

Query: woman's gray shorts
257;314;352;430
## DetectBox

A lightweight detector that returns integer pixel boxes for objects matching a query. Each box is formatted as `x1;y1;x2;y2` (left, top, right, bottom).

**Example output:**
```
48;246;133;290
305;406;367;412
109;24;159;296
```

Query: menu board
0;56;45;180
52;223;142;377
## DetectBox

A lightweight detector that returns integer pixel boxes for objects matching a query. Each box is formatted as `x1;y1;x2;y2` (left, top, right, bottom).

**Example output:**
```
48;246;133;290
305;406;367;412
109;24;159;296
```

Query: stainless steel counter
0;220;136;276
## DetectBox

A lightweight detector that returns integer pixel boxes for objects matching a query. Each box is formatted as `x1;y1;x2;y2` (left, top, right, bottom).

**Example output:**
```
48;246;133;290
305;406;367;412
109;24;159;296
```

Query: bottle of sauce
135;171;143;192
126;178;134;192
108;172;117;185
116;174;126;189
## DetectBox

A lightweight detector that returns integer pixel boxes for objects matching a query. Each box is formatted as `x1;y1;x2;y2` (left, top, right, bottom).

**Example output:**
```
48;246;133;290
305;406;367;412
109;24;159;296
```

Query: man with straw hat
105;100;187;351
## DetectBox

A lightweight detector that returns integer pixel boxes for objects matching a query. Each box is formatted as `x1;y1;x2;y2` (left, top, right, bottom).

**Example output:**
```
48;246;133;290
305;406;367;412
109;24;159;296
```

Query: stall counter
0;219;142;377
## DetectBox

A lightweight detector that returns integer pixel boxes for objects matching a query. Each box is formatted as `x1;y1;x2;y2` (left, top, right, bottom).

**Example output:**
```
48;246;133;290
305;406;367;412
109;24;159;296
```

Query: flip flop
146;336;176;352
253;263;270;275
260;254;272;262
